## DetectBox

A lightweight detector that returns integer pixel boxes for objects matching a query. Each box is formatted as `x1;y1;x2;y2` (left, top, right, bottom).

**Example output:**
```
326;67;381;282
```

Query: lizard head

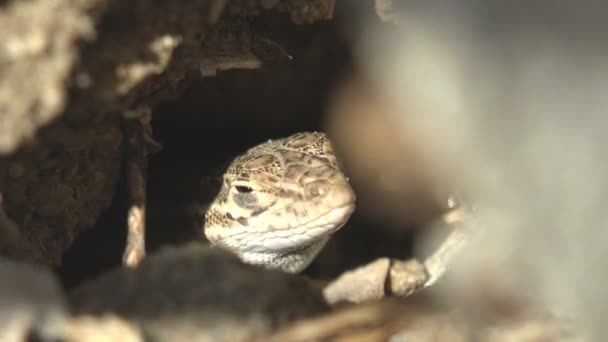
204;132;356;273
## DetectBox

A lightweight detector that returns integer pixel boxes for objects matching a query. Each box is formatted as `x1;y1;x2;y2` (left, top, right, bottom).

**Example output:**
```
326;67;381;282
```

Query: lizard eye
235;185;253;193
233;188;258;209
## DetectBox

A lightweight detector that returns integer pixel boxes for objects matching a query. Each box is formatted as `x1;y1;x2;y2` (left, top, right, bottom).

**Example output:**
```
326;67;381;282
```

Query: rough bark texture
0;0;336;267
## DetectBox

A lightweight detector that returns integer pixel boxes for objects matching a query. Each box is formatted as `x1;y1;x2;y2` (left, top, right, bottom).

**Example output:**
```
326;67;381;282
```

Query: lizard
204;132;356;273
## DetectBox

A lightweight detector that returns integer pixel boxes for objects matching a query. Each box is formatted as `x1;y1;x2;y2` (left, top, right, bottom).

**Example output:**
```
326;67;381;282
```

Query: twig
122;107;161;268
423;198;477;287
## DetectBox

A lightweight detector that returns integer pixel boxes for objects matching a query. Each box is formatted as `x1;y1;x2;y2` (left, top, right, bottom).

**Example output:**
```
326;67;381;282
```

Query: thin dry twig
423;198;477;287
323;196;478;304
122;107;161;268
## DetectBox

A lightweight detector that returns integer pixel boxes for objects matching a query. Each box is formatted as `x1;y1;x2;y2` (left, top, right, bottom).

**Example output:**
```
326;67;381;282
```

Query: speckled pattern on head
204;132;356;273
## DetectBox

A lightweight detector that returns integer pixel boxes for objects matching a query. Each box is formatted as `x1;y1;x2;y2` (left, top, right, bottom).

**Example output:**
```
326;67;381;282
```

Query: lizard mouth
244;202;355;253
212;204;352;273
237;236;332;273
212;202;355;256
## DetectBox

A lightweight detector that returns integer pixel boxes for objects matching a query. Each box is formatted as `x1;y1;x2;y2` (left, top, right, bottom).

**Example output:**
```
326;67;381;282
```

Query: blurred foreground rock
0;0;99;154
0;258;67;341
70;243;329;341
0;251;578;342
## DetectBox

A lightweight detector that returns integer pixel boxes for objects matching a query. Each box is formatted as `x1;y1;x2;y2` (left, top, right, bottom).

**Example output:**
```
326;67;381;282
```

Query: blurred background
343;1;608;340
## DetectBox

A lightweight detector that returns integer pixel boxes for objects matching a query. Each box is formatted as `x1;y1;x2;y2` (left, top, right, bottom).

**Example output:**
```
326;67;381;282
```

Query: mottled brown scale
215;186;229;204
204;208;229;230
204;132;356;273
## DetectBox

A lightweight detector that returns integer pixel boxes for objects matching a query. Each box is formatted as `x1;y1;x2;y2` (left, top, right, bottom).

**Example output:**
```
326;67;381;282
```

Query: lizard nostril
304;181;328;198
304;180;355;208
325;184;355;207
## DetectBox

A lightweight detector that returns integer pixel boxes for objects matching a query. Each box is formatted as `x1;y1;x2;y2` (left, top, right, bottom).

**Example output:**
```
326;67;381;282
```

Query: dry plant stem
199;54;262;77
122;110;159;268
423;205;475;287
322;202;475;304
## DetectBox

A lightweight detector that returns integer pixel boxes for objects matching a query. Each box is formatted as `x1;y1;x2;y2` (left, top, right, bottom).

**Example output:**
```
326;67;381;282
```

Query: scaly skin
204;132;356;273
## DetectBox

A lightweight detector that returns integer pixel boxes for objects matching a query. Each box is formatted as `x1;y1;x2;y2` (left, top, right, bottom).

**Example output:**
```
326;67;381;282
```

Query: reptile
204;132;356;273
